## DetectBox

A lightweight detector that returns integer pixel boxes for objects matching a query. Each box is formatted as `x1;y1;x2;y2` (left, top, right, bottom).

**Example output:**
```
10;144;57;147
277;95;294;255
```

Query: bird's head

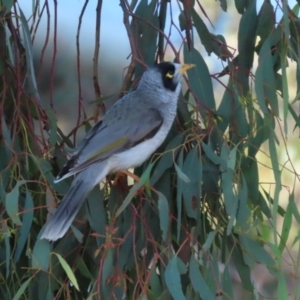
137;61;194;99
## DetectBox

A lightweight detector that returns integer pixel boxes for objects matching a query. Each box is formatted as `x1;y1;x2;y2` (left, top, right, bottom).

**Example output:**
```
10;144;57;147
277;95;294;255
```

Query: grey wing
55;107;163;181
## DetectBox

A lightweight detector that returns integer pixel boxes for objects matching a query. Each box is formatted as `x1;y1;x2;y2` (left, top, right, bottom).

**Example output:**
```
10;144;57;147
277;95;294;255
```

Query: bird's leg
113;170;140;186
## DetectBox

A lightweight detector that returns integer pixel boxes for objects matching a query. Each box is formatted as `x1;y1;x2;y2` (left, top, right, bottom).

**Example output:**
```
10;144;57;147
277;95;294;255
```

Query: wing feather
55;107;162;181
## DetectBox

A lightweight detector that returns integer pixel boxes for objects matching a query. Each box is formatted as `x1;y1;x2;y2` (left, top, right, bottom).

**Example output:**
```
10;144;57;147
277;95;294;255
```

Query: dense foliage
1;0;300;299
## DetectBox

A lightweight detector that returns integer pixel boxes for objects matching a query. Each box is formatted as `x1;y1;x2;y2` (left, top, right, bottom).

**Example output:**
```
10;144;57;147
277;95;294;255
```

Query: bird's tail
40;176;94;241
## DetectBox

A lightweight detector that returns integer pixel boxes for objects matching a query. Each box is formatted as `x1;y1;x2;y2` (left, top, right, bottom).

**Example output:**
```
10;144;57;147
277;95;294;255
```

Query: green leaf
289;104;300;129
86;188;106;246
151;133;184;185
133;0;159;76
31;239;51;270
277;271;289;299
174;162;190;183
289;194;300;223
210;34;232;61
190;8;213;55
184;45;216;116
101;248;115;299
157;191;169;242
227;145;237;170
3;222;11;278
189;256;214;300
289;14;300;100
279;195;293;253
236;176;251;230
201;141;222;165
164;256;185;300
13;276;33;300
14;191;34;263
178;11;187;31
176;149;184;241
269;131;282;233
255;35;279;116
257;0;274;42
230;242;253;291
202;231;216;251
149;269;163;299
77;257;93;280
116;163;153;217
46;107;57;146
2;0;14;13
218;0;227;12
19;8;42;106
54;253;79;291
182;147;202;219
235;0;247;14
240;235;275;267
237;0;258;93
222;265;234;299
5;180;26;226
217;77;235;132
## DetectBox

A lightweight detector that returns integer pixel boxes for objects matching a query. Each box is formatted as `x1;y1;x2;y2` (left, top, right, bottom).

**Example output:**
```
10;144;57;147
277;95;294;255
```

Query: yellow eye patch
166;72;174;79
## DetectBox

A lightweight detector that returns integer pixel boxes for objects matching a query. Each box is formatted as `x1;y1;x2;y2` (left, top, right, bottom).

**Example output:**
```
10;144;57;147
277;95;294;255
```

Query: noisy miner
41;61;194;241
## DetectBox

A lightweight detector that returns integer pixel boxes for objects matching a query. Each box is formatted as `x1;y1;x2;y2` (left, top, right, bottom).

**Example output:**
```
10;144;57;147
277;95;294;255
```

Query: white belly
109;122;170;172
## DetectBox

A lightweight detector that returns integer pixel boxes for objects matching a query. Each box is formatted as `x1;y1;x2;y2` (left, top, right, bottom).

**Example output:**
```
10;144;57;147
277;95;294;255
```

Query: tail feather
40;179;93;241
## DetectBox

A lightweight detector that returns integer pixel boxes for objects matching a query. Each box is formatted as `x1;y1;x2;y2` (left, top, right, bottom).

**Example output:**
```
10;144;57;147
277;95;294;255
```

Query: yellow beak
179;64;195;74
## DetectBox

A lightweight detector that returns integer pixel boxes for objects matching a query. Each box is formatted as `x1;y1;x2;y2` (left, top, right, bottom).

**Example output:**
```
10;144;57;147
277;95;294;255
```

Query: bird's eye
165;71;174;79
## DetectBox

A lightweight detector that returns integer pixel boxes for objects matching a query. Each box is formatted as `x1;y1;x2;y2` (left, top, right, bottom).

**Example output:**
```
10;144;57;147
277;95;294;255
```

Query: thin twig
120;0;142;64
37;1;49;82
118;60;136;98
49;0;58;109
93;0;104;121
76;0;89;140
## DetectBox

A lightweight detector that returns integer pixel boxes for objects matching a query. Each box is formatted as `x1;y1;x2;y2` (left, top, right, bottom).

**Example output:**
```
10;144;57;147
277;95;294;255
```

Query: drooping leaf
235;0;248;14
237;0;258;94
278;194;293;253
218;0;227;12
257;0;275;42
19;8;42;106
240;235;275;267
149;268;163;299
164;256;186;300
46;107;58;146
182;147;202;219
54;253;79;290
189;256;214;300
3;222;11;278
5;180;26;226
151;133;184;185
176;149;184;242
31;239;51;270
157;191;169;242
13;277;33;300
86;188;106;246
116;163;154;216
174;162;190;183
202;231;216;251
190;8;213;55
184;45;216;117
14;191;34;263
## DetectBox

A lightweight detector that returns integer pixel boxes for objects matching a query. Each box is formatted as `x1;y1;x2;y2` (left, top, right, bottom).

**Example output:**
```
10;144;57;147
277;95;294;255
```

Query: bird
41;61;194;241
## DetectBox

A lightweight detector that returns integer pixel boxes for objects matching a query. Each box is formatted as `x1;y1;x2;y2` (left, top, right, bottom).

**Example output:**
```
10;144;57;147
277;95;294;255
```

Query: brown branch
93;0;104;121
118;60;136;98
49;0;58;109
37;1;49;82
124;5;181;61
119;0;142;64
76;0;89;136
